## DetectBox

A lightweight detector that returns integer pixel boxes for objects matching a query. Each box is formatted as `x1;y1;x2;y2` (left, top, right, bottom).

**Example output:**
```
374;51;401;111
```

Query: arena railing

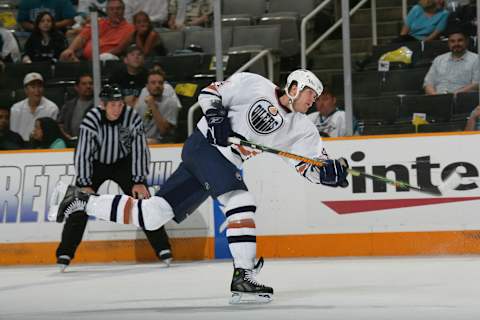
300;0;378;69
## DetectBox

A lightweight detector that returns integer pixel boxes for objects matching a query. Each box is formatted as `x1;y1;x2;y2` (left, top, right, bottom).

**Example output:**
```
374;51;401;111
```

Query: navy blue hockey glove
319;158;349;188
205;107;231;147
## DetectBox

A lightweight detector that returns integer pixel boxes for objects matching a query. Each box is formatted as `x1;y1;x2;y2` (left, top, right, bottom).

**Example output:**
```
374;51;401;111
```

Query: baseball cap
23;72;44;86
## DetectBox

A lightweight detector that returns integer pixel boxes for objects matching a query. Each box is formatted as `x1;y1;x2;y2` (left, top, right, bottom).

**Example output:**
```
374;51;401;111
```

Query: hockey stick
228;137;442;196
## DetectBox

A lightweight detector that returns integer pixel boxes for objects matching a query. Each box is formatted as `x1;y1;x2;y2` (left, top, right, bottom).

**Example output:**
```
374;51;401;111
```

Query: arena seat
397;94;453;123
259;13;299;57
267;0;316;17
184;27;233;54
353;95;400;125
222;0;266;17
157;30;185;55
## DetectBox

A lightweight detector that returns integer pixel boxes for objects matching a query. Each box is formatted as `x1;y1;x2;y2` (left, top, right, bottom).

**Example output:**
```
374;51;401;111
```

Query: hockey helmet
285;69;323;102
99;84;123;102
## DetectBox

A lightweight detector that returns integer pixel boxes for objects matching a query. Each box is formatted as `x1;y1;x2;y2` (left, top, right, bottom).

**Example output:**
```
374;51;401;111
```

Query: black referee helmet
99;84;123;102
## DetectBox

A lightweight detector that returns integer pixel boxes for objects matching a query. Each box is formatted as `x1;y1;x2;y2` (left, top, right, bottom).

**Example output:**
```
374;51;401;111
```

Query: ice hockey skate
159;249;173;267
229;267;273;304
48;181;90;223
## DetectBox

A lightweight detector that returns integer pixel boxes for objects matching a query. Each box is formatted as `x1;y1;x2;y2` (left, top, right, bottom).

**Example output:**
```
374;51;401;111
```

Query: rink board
0;132;480;264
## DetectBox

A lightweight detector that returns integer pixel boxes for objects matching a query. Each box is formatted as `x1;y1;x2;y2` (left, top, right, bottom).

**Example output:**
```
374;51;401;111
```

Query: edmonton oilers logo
247;99;284;135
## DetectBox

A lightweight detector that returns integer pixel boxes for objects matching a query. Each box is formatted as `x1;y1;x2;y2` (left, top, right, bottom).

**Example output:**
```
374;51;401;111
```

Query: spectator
424;29;479;95
397;0;448;42
0;27;21;63
58;74;94;139
124;0;169;27
118;11;166;57
22;11;68;63
30;117;67;149
77;0;108;17
307;88;357;137
70;0;108;36
465;105;480;131
10;73;59;142
135;69;181;143
60;0;134;62
167;0;213;30
109;45;147;106
17;0;76;32
0;107;24;150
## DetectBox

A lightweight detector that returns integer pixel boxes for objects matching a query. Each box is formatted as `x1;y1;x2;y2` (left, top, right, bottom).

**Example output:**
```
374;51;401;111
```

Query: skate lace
244;269;264;287
64;199;86;217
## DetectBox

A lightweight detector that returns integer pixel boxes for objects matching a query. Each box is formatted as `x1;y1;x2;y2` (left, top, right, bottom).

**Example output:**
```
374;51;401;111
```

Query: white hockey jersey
197;72;327;183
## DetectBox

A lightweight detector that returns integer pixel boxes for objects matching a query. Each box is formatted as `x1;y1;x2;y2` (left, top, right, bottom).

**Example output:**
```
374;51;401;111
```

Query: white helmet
285;69;324;103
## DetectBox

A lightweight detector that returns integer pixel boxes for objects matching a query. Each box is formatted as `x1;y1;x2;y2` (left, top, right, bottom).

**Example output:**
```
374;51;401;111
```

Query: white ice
1;256;480;320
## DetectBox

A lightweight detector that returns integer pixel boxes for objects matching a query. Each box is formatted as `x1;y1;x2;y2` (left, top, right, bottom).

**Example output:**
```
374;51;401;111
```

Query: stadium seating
184;27;233;54
398;94;453;123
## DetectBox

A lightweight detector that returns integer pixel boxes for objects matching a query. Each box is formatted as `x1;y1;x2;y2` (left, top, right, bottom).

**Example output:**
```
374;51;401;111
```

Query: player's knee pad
135;196;175;231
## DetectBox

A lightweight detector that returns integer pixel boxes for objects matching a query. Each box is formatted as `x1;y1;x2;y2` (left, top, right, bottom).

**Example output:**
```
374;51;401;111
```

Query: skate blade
229;292;273;305
57;264;68;273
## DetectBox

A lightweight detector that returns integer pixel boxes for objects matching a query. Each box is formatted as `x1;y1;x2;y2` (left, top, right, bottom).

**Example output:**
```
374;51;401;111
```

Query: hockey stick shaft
227;137;441;196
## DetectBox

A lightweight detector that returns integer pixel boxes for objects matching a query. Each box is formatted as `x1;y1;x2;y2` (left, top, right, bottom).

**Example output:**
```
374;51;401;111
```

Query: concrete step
350;21;402;38
310;52;367;70
315;36;395;54
374;0;416;8
280;69;343;86
351;7;403;24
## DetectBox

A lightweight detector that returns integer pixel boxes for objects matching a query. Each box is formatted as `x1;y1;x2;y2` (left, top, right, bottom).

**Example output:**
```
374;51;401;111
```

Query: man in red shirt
60;0;133;61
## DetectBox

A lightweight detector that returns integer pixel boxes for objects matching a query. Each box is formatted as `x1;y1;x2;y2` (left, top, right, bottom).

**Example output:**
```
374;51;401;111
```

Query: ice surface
1;256;480;320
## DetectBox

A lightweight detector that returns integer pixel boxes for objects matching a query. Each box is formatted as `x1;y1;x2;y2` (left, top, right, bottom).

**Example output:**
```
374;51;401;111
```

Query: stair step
350;21;402;38
351;7;403;24
374;0;416;8
315;36;395;54
310;52;367;70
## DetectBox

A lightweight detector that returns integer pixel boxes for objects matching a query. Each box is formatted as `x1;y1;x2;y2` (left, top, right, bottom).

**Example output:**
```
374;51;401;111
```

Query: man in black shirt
109;45;148;107
0;107;24;150
54;84;171;271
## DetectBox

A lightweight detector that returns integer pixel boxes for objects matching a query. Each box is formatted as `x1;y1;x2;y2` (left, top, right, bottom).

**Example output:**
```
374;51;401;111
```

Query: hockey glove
319;157;349;188
205;107;231;147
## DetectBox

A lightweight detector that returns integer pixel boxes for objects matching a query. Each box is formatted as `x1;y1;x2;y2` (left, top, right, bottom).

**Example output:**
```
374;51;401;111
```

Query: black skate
48;181;90;223
230;264;273;304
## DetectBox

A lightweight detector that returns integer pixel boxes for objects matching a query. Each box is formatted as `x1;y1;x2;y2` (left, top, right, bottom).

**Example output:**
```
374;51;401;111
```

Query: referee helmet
99;84;123;102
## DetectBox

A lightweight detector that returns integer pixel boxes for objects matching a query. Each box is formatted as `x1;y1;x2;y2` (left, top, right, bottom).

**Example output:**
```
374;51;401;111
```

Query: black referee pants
55;157;171;261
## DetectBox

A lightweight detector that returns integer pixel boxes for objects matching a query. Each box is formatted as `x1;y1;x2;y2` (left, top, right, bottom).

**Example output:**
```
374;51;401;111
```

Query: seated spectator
465;105;480;131
167;0;213;30
69;0;108;37
22;12;68;63
135;69;181;143
109;45;147;106
125;0;169;27
0;26;21;63
118;11;166;57
10;73;59;142
397;0;448;42
0;107;24;150
424;29;479;95
58;74;94;139
30;117;67;149
17;0;76;32
307;88;357;137
60;0;134;62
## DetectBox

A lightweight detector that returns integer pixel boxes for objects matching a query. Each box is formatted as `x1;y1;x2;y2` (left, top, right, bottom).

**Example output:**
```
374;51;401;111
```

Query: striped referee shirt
74;106;150;187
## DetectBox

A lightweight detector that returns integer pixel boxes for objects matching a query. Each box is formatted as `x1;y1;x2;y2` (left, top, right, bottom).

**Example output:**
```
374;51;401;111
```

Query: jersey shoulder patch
246;99;284;135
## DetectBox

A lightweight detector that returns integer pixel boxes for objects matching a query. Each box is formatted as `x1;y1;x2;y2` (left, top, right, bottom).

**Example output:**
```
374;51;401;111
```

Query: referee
55;84;171;271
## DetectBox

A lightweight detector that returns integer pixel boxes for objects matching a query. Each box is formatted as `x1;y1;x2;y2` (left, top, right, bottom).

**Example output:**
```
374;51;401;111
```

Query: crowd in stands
0;0;479;151
0;0;208;150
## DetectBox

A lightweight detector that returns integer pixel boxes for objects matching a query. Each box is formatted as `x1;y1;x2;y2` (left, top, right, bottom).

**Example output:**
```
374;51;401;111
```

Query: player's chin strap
284;87;299;112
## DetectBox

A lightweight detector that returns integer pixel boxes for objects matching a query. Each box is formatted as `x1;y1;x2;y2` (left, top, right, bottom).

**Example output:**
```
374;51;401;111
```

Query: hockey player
49;70;349;303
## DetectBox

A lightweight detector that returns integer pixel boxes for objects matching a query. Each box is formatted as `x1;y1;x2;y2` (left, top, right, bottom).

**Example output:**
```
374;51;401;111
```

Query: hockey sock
219;190;257;270
85;195;174;230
